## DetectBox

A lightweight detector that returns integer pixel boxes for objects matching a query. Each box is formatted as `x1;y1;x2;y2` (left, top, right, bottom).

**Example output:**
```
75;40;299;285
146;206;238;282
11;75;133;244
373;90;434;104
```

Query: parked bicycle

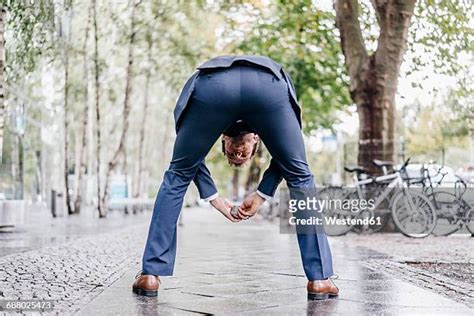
320;158;437;238
414;163;474;236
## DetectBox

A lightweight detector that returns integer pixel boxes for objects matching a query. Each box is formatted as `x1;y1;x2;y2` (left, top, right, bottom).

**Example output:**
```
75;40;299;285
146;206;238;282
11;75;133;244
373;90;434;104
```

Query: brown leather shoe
307;279;339;300
132;273;161;297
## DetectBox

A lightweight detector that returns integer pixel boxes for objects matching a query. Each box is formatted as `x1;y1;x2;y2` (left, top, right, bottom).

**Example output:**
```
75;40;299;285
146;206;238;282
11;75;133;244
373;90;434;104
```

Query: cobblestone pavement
0;206;473;315
0;209;147;314
0;205;148;257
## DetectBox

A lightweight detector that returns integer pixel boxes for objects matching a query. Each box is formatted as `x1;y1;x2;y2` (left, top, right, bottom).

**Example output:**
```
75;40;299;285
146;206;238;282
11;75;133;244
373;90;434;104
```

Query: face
222;134;259;167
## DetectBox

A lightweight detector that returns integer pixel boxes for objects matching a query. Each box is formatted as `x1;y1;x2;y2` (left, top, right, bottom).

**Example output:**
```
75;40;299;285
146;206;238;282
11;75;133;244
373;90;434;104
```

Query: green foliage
440;87;473;137
226;0;352;133
3;0;472;197
407;107;447;155
406;0;473;87
404;89;471;168
3;0;55;81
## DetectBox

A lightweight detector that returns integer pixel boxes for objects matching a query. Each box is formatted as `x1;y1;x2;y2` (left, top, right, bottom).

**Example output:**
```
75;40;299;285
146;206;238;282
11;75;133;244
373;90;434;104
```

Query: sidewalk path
0;206;472;315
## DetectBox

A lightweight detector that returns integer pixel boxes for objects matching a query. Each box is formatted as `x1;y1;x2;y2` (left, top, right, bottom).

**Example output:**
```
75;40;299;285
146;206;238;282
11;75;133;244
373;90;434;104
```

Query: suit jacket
175;55;302;200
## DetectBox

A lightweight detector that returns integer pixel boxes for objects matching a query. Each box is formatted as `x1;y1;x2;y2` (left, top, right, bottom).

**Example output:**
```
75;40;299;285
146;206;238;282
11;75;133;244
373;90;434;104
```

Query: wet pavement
335;232;474;307
1;206;473;315
0;204;149;257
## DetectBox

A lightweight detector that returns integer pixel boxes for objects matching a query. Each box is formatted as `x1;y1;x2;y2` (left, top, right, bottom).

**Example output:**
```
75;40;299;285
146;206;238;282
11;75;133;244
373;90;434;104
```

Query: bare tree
335;0;416;173
92;0;104;217
133;29;153;198
73;1;93;214
102;0;141;211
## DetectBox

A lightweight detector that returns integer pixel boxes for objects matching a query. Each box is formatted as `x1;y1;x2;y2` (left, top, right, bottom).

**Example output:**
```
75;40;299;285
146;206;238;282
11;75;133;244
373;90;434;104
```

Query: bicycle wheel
391;190;436;238
463;203;474;234
351;184;391;234
429;191;462;236
319;186;357;236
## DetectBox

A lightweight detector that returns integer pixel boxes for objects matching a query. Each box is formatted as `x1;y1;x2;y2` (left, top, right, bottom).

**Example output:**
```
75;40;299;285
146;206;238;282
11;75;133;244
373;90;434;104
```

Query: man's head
222;133;259;168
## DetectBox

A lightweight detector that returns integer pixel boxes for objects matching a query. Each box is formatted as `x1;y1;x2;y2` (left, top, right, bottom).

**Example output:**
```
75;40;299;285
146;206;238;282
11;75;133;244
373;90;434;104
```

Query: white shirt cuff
202;192;219;202
256;190;272;201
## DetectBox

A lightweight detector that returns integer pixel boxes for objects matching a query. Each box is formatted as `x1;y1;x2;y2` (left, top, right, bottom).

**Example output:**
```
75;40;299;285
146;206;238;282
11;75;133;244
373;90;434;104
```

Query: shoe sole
132;287;158;297
307;292;338;301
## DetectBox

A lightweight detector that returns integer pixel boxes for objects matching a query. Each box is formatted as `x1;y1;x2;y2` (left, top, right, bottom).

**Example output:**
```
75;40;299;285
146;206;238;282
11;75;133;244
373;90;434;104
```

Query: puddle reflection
307;297;339;314
133;295;160;315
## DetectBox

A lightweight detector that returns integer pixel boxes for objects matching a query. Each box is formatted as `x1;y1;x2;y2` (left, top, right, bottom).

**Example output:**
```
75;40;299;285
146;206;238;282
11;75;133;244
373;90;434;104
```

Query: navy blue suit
142;55;334;280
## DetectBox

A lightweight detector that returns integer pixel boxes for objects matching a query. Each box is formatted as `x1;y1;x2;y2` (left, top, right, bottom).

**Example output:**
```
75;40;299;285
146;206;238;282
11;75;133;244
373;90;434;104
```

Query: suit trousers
142;64;334;280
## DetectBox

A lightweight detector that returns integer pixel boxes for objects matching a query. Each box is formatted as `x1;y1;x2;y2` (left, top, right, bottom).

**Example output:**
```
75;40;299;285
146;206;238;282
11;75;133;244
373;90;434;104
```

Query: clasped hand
210;193;266;222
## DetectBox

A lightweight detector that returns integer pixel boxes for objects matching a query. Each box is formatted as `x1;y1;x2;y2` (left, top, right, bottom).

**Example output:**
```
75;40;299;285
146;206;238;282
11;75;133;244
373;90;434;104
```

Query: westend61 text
289;216;383;226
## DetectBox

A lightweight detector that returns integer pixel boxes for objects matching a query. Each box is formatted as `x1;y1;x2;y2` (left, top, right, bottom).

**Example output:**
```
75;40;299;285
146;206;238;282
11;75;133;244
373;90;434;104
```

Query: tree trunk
232;169;239;201
102;0;140;209
335;0;416;174
245;142;263;193
12;134;24;199
92;0;105;217
0;6;5;162
34;150;42;201
63;53;72;214
161;106;173;164
133;31;152;198
62;5;73;215
73;1;93;214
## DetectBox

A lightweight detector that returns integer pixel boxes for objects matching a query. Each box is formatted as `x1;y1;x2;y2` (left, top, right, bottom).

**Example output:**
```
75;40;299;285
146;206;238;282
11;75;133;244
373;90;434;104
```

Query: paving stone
1;206;473;314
